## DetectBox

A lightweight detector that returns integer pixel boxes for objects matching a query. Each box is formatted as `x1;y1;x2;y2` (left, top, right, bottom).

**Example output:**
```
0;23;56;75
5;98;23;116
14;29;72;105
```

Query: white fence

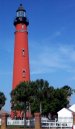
41;120;73;128
7;118;34;126
0;118;73;128
7;119;25;126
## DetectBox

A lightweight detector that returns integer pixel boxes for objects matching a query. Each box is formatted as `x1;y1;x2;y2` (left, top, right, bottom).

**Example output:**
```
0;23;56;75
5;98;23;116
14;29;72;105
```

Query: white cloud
59;45;75;62
30;40;75;75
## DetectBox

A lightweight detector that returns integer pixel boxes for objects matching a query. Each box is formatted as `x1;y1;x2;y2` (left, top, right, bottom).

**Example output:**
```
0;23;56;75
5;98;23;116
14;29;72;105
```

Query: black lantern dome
17;4;25;11
14;4;29;26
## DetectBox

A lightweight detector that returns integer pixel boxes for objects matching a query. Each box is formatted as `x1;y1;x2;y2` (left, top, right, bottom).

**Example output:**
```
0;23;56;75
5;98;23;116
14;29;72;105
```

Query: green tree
10;81;30;124
61;85;72;98
35;79;49;113
42;86;55;119
29;79;55;118
29;82;72;119
0;92;6;110
10;80;72;120
47;86;72;119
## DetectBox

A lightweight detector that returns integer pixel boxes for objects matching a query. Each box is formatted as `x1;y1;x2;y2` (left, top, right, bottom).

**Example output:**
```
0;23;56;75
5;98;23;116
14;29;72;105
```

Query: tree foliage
11;82;30;111
0;92;6;110
10;79;72;119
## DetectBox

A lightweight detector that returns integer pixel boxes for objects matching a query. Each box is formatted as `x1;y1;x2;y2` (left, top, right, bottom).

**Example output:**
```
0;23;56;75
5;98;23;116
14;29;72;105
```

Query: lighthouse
12;4;30;89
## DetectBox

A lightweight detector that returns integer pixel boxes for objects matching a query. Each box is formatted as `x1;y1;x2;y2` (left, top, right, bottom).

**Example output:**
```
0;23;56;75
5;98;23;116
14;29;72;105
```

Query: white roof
57;108;72;114
69;104;75;112
57;108;73;118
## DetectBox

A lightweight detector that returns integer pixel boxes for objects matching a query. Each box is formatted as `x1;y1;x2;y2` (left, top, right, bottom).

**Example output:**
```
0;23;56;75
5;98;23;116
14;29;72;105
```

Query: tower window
22;69;26;78
17;11;25;17
22;48;25;56
22;25;24;29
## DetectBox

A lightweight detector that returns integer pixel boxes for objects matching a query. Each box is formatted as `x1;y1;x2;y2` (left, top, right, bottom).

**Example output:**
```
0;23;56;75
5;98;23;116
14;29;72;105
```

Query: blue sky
0;0;75;111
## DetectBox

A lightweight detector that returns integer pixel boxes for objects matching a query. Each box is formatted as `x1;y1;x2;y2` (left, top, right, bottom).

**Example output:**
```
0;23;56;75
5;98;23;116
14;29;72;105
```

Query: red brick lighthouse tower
13;4;30;89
